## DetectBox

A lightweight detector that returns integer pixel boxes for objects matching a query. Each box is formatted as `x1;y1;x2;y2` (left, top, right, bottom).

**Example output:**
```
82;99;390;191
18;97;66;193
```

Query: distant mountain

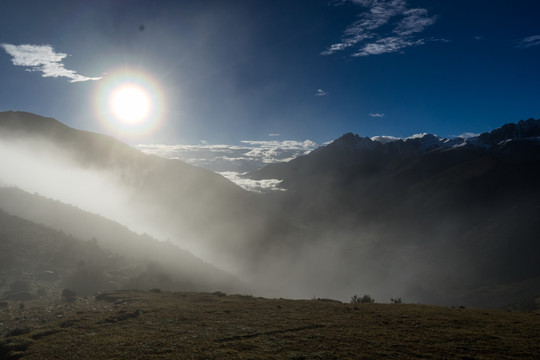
245;119;540;306
248;118;540;187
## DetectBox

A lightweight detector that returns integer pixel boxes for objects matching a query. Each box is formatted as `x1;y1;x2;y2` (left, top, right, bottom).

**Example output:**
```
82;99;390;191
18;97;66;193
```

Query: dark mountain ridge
248;118;540;185
245;118;540;306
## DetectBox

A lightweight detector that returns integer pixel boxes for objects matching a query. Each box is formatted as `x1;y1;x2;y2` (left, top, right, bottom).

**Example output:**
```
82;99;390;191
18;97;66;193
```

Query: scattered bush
63;266;108;297
62;289;77;302
390;297;402;304
351;294;375;304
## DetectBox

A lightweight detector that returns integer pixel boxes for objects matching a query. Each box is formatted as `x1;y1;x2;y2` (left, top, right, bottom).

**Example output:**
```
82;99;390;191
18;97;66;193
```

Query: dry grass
1;290;539;359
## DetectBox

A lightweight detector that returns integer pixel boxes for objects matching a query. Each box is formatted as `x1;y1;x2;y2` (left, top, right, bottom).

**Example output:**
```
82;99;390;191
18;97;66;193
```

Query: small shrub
390;297;402;304
63;266;107;297
351;294;375;304
62;289;77;302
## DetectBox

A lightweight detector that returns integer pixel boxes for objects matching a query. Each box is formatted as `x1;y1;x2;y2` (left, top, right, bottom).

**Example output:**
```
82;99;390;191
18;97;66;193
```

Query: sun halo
94;69;165;139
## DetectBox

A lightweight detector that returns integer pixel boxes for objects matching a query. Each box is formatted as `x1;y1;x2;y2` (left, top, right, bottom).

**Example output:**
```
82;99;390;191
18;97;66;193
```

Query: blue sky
1;0;539;148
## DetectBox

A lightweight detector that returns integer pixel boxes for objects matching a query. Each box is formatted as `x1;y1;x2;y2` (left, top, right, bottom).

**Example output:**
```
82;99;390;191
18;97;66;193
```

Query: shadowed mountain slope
245;119;540;306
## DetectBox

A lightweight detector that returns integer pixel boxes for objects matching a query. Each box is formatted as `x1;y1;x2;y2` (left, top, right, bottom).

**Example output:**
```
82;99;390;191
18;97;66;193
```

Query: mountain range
0;111;539;308
246;118;540;306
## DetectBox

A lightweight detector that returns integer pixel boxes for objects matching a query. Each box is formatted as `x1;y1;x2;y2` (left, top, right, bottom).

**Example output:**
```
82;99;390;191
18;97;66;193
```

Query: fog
0;132;386;302
0;139;461;304
0;137;147;236
1;116;538;308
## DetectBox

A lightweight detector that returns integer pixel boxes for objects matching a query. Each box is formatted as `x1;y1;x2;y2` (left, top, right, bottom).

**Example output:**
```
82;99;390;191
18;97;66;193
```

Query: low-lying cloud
219;172;286;193
137;140;318;173
1;43;102;82
136;139;319;192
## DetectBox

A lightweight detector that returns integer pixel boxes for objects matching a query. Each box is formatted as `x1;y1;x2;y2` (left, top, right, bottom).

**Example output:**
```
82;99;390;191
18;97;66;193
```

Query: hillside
0;111;283;272
0;187;242;291
0;196;243;300
1;290;539;359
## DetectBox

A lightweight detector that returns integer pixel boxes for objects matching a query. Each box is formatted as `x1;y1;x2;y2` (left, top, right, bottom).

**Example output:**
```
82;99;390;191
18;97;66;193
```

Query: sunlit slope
0;111;280;271
0;187;244;293
0;189;242;297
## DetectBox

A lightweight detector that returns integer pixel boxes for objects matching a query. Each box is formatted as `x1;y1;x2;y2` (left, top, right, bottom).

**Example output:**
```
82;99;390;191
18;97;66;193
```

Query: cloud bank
136;139;319;192
322;0;438;57
1;44;102;82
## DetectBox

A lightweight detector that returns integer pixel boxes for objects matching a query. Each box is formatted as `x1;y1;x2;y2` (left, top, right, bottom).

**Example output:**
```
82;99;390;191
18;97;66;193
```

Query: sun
94;69;165;139
109;84;151;125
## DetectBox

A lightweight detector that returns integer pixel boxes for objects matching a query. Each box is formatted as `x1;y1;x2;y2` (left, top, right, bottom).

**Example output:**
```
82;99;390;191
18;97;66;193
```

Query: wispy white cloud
371;133;447;143
394;9;437;36
322;0;438;57
407;132;429;139
369;112;385;118
370;135;401;144
1;44;101;82
137;140;319;192
354;37;424;56
516;35;540;48
136;139;319;174
219;172;286;193
268;133;281;137
454;132;479;139
315;88;328;96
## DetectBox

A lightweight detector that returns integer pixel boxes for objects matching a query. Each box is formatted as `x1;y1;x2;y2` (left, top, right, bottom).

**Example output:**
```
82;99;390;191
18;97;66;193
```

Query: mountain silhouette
245;119;540;306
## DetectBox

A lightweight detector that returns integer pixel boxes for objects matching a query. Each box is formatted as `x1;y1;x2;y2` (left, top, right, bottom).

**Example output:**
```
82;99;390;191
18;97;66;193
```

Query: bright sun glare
110;84;151;125
95;69;165;138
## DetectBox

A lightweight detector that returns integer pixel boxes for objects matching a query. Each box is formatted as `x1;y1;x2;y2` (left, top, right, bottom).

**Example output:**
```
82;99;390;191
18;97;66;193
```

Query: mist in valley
0;115;401;303
1;112;539;309
0;138;142;233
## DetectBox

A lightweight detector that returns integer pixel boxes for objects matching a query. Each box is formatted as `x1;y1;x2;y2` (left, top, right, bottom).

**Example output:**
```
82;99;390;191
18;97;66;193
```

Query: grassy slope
1;290;539;359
